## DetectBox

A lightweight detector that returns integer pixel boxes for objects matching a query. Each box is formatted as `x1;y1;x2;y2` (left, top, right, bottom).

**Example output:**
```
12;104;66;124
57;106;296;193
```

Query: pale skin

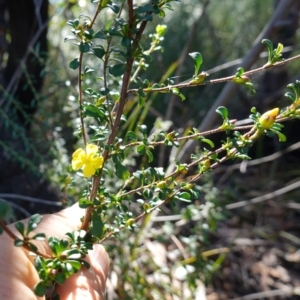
0;204;109;300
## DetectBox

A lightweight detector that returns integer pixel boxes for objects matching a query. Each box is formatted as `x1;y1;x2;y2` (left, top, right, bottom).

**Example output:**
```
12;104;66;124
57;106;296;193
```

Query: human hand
0;204;109;300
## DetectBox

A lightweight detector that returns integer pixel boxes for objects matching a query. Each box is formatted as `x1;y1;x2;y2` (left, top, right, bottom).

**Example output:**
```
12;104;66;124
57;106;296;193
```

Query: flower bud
143;203;150;211
203;159;211;168
156;25;167;37
156;181;167;189
232;75;250;84
65;176;72;185
184;183;195;190
258;108;279;129
126;218;135;226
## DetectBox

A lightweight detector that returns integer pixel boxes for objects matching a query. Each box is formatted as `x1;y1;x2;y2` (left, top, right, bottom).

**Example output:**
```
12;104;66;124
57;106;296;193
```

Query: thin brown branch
81;11;152;231
127;0;134;40
0;219;51;258
78;52;87;147
90;2;101;28
127;53;300;95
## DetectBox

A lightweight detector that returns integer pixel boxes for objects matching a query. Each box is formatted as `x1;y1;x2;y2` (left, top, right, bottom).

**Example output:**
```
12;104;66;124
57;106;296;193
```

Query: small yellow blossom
72;144;103;177
258;108;279;129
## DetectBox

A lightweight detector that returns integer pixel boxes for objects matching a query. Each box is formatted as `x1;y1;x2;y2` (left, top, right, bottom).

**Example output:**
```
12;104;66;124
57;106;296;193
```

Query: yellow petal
86;144;98;155
91;156;104;169
72;159;84;171
72;148;85;170
72;148;85;160
82;164;96;177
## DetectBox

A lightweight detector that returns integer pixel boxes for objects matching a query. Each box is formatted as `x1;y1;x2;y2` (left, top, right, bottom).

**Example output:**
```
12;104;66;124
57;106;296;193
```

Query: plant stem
78;52;87;148
0;219;51;258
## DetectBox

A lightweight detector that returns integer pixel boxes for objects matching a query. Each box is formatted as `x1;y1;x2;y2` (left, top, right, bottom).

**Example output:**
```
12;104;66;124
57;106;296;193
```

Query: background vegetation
1;0;300;299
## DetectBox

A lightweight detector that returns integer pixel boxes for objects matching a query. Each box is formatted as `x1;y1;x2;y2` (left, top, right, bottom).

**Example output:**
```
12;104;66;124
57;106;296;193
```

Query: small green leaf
34;256;43;270
92;47;105;59
287;82;300;101
151;83;160;89
177;192;191;202
83;66;95;74
69;58;79;70
91;211;104;238
275;43;283;56
126;131;137;140
171;88;186;101
79;42;90;53
115;161;130;180
262;39;273;55
138;124;147;135
133;171;143;180
93;30;106;39
100;87;110;96
135;4;157;13
78;258;90;269
27;214;43;234
121;37;131;47
138;88;146;106
79;198;94;208
275;131;287;142
107;3;120;13
64;35;78;42
83;28;94;40
66;259;81;270
14;238;24;247
159;9;165;17
137;144;146;155
27;242;38;252
143;188;153;199
108;63;126;77
34;281;47;297
67;18;79;28
201;138;215;148
84;104;107;121
32;233;46;241
146;149;154;163
216;106;228;119
189;52;203;76
235;67;245;77
245;82;256;95
284;92;296;102
55;273;66;284
64;249;81;260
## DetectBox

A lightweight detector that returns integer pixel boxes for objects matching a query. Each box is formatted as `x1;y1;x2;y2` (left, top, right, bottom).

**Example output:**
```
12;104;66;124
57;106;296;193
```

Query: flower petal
72;159;84;171
91;156;104;169
82;164;96;177
86;144;98;155
72;148;85;170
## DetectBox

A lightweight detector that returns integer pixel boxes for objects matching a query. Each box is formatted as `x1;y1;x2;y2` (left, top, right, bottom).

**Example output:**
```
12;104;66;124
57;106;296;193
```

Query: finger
54;244;109;300
0;234;41;300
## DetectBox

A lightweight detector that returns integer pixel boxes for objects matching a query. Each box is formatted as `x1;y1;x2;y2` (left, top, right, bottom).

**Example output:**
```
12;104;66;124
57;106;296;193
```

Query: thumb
54;244;109;300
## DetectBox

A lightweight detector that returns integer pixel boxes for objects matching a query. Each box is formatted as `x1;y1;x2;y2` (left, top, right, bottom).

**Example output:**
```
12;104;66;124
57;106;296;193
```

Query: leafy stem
127;53;300;96
0;219;51;258
78;52;87;147
80;4;152;231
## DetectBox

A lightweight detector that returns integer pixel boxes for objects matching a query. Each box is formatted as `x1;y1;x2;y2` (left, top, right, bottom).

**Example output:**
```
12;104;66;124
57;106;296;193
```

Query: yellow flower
72;144;103;177
258;108;279;129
